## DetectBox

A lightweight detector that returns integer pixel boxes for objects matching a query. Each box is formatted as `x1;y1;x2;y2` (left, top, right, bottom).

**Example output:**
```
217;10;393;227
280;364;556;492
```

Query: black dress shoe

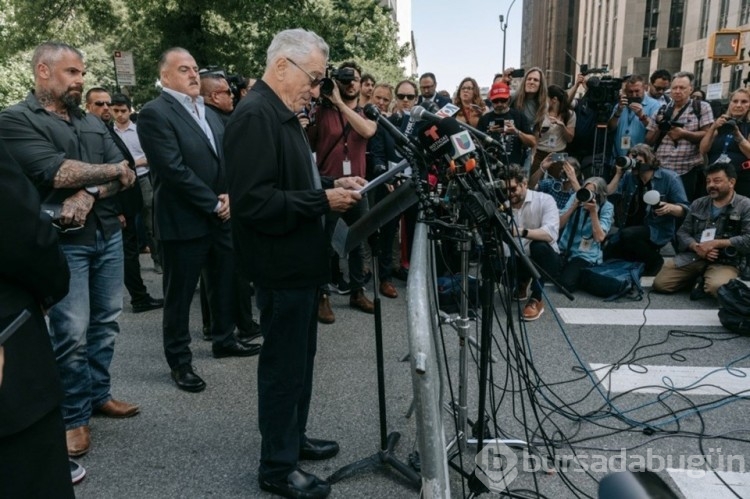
170;365;206;393
212;341;261;358
259;469;331;499
132;296;164;313
237;320;261;341
299;437;339;461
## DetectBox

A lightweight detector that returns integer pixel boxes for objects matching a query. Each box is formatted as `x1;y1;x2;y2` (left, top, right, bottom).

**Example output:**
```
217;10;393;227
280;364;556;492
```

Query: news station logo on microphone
450;129;476;159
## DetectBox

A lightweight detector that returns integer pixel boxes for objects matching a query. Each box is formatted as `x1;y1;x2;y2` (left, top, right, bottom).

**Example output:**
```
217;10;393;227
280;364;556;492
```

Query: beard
61;86;83;113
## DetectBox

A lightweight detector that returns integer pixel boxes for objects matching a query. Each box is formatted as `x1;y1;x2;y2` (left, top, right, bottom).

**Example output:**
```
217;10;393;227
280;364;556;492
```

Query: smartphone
0;310;31;346
551;152;568;163
504;119;514;132
511;68;525;78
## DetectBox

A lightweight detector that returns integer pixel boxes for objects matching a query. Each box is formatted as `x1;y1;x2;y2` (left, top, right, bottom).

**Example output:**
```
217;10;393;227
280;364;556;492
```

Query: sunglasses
491;98;509;104
396;93;416;101
93;101;111;107
52;221;84;233
215;89;232;96
286;58;322;88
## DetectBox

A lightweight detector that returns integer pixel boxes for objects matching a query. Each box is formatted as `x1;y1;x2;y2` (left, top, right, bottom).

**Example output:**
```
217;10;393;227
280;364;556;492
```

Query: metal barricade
406;222;451;498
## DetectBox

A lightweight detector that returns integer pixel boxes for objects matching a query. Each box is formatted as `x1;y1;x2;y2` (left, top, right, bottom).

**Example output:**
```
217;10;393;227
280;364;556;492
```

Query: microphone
363;103;423;158
643;189;663;207
410;107;503;149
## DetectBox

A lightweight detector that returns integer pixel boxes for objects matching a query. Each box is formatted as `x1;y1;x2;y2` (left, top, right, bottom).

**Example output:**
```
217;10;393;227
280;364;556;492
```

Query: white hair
265;29;329;70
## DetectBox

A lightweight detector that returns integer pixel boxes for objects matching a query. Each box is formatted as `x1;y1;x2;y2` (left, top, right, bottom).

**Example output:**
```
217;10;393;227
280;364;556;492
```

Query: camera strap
316;110;352;169
653;101;690;149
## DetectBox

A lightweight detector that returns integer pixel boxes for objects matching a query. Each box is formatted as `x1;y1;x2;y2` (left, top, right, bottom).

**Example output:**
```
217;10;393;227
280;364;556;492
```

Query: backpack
717;279;750;335
580;259;645;301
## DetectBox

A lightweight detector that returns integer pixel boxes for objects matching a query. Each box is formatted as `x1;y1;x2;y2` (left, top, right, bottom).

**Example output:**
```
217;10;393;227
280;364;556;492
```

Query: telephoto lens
615;156;638;170
576;188;595;204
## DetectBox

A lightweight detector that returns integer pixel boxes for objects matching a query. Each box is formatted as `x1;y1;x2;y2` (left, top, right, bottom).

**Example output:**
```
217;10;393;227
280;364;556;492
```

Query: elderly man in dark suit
138;47;258;394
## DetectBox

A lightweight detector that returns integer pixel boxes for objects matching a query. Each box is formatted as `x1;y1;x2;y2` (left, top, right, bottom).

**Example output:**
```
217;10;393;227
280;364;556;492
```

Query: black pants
200;272;255;332
0;407;74;499
603;225;664;275
256;286;319;480
680;165;707;203
516;241;562;300
123;215;150;304
161;232;236;369
558;256;594;292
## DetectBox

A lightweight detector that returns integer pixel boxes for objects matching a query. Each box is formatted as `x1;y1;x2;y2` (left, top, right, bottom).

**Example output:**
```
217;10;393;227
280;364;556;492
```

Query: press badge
579;237;593;252
342;159;352;176
620;135;631;151
700;227;716;242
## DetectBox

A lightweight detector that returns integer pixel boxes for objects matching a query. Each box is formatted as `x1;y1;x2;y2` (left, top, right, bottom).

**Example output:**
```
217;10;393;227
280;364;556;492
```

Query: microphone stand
327;161;424;491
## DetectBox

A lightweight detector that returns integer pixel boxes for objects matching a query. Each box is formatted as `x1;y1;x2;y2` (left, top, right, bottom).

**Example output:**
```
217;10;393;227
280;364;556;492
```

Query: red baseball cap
489;82;511;101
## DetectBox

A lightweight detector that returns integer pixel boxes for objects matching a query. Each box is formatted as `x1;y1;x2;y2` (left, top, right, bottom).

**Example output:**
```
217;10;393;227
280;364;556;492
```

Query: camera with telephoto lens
717;213;743;265
615;156;639;170
319;65;357;96
576;188;596;204
719;118;739;134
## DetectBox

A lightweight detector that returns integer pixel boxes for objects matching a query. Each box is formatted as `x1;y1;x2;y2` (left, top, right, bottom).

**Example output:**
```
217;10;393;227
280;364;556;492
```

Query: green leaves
0;0;409;109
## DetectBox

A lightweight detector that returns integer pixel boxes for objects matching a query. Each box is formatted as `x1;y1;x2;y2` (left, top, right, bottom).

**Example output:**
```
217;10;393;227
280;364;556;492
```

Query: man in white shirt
507;165;561;321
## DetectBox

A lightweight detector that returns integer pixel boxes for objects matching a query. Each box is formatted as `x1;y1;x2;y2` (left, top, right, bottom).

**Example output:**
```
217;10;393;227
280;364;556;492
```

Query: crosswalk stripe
588;363;750;396
557;308;721;326
667;468;750;498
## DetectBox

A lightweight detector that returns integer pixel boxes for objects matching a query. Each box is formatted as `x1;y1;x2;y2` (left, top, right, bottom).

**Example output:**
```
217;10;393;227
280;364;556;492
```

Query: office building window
720;0;730;28
699;0;710;38
731;64;744;92
668;0;684;47
710;61;722;84
742;0;750;25
694;59;704;89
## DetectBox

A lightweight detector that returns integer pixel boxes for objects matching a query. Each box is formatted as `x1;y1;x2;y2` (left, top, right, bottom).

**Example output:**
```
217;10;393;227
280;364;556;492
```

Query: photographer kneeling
557;178;614;291
699;88;750;198
604;143;689;275
653;161;750;298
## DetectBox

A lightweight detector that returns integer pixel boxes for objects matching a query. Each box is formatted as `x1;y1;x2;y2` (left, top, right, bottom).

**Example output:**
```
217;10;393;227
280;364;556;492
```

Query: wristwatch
522;229;529;238
85;186;100;199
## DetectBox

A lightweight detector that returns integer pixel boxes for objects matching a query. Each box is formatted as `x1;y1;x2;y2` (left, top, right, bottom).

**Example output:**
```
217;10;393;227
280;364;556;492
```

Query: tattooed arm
60;189;96;226
53;159;135;190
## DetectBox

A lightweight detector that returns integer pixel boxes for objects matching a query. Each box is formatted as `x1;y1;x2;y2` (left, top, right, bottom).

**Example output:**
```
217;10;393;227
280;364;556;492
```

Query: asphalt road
74;254;750;498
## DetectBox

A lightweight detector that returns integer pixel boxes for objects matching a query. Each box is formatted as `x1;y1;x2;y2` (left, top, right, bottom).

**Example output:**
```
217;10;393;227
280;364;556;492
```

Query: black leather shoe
212;341;260;358
237;320;261;341
259;469;331;499
132;296;164;313
170;365;206;393
299;437;340;461
202;325;212;342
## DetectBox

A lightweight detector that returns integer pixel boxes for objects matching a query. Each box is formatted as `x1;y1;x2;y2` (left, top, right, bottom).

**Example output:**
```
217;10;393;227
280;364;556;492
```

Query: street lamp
499;0;517;71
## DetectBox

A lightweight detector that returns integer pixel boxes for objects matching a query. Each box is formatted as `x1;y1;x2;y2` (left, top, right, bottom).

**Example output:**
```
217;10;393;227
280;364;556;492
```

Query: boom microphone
363;103;423;158
410;107;503;149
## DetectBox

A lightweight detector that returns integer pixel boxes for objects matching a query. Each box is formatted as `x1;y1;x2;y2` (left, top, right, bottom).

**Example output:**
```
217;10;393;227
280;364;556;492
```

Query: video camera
320;65;357;96
580;64;623;124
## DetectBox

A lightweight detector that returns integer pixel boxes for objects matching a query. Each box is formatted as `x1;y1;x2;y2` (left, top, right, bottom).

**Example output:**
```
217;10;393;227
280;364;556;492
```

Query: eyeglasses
491;98;509;104
460;87;475;92
93;101;111;107
396;93;416;101
215;89;232;97
286;58;322;88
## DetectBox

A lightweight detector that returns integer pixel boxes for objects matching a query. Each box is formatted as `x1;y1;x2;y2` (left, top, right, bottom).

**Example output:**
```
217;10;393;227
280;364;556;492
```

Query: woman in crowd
557;177;614;291
512;67;548;136
532;84;576;177
699;87;750;196
453;77;485;127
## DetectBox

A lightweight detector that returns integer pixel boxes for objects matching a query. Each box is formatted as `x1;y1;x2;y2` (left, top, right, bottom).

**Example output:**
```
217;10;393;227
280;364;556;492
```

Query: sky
411;0;523;95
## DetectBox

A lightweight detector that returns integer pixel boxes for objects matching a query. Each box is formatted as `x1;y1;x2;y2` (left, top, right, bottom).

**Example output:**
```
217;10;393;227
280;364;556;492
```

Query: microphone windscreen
643;189;661;206
416;117;465;160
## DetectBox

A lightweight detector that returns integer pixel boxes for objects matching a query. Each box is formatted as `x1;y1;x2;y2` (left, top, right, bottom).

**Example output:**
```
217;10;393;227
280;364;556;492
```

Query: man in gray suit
137;47;259;394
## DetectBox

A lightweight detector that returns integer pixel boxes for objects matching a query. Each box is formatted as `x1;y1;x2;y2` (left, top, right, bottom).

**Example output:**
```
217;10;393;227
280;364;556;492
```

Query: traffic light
709;30;742;60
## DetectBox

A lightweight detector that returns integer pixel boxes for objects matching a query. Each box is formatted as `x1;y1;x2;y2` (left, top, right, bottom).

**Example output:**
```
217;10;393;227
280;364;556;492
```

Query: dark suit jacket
107;124;143;219
137;92;228;241
0;138;69;437
418;93;451;109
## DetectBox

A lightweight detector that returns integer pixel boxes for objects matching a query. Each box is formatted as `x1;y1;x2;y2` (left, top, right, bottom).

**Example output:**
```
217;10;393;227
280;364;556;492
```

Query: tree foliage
0;0;410;109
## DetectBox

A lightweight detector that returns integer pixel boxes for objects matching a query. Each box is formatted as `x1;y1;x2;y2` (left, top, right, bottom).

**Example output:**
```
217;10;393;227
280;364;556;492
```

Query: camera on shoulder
320;65;357;96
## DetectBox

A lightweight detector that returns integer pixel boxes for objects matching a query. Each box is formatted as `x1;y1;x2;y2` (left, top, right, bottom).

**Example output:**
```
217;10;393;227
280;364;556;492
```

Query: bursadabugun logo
475;442;519;492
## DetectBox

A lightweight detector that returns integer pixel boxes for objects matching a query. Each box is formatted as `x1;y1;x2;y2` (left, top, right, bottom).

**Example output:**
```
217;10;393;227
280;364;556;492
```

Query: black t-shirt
625;179;649;228
476;108;531;166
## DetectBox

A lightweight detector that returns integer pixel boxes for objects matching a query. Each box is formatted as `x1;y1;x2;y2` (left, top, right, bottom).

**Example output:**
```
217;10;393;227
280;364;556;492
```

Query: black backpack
717;279;750;335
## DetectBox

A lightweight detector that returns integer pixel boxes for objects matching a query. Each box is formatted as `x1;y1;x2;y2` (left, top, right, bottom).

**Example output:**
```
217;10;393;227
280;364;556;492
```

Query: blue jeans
48;230;123;430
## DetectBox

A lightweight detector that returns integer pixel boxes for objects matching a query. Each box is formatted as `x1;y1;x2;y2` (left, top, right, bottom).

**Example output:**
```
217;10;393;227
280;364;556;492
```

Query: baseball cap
489;82;511;101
